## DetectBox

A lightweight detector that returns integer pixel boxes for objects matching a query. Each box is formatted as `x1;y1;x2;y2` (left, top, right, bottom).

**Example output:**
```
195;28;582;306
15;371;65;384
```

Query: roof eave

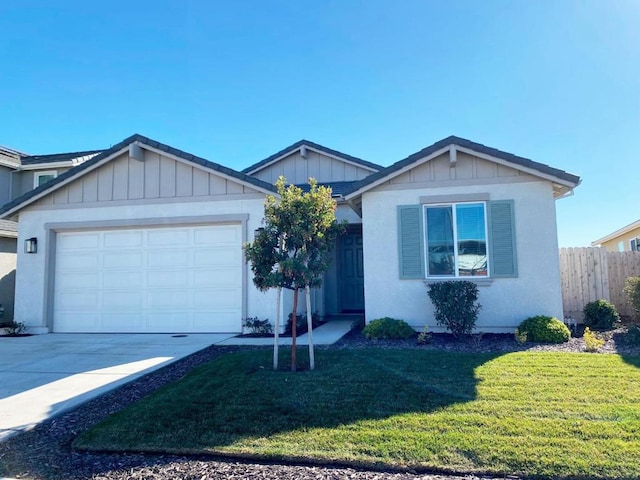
591;219;640;246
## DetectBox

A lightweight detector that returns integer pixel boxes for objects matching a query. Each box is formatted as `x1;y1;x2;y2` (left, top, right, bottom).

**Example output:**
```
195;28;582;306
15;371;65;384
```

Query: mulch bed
1;327;638;480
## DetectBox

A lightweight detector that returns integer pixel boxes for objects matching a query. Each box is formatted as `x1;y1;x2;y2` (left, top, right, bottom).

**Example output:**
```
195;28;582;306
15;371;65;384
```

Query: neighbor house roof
20;149;104;166
242;139;383;175
591;219;640;246
0;134;278;219
344;135;581;199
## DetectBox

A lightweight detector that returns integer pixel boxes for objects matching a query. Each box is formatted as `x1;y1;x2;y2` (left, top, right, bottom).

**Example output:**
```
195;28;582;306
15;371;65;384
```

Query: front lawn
74;349;640;479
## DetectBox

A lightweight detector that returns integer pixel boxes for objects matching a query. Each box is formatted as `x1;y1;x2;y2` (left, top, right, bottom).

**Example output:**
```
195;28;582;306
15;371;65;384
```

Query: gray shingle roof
242;139;383;174
344;135;581;197
0;134;277;218
295;181;357;197
20;149;104;165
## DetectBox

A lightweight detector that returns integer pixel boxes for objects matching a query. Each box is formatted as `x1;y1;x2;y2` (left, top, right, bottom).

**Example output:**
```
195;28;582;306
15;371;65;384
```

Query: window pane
37;174;55;186
426;206;454;276
456;203;487;276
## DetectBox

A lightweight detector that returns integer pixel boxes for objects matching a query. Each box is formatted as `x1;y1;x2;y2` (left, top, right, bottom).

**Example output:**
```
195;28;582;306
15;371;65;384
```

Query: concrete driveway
0;333;234;442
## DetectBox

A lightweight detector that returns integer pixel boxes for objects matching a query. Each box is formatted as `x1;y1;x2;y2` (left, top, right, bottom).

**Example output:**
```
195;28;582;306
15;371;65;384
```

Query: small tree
623;277;640;320
245;176;344;371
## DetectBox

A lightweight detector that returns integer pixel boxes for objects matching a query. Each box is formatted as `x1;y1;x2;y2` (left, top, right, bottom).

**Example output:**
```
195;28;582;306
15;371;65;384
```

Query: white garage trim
43;214;248;332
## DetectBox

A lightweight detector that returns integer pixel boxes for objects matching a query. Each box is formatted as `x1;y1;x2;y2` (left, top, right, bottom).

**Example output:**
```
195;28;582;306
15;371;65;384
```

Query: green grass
74;349;640;479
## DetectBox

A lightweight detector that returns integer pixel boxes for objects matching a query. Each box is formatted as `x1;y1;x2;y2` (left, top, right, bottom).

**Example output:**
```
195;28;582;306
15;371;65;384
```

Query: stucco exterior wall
0;237;16;323
361;180;563;333
600;225;640;252
14;197;277;333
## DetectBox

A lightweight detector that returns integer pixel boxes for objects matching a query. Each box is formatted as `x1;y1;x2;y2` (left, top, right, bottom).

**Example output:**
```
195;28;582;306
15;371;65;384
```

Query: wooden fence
559;248;640;320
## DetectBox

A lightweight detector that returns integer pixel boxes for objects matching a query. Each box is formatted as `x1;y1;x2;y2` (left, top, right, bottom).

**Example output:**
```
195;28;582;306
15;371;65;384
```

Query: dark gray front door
339;232;364;312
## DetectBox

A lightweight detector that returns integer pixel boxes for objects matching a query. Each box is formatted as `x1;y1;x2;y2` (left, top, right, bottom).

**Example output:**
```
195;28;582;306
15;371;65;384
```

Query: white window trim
34;170;57;188
423;201;490;279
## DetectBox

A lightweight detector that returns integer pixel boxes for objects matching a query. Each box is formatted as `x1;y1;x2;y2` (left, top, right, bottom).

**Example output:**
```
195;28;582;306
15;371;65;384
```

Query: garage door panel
102;313;144;330
102;291;144;308
146;312;191;330
58;233;100;251
56;313;101;332
194;289;240;307
147;270;189;287
54;224;243;333
194;247;239;265
57;292;99;309
147;290;190;309
148;250;189;267
148;229;189;246
57;272;99;290
193;311;239;331
193;268;240;286
103;231;143;248
194;226;240;244
103;251;143;268
57;253;100;270
103;271;142;288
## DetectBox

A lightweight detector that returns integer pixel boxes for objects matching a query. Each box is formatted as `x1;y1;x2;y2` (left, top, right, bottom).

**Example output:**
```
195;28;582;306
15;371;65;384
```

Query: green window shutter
487;200;518;278
397;205;425;279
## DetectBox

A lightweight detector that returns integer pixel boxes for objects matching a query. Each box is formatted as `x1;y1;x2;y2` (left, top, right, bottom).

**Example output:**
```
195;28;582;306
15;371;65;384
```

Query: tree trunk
291;288;298;371
305;285;315;370
273;286;281;370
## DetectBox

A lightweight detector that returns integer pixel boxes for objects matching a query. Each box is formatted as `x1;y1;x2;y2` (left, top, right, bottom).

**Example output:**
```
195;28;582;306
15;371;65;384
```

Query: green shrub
583;299;620;331
243;317;273;335
583;327;605;352
0;320;27;336
624;325;640;346
363;317;414;340
417;325;431;345
514;328;528;345
285;312;321;336
518;315;571;343
623;277;640;319
426;281;481;337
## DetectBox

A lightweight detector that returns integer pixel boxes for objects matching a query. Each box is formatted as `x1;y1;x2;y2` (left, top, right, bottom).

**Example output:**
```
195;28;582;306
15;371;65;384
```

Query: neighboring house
0;134;580;334
591;220;640;252
0;145;103;322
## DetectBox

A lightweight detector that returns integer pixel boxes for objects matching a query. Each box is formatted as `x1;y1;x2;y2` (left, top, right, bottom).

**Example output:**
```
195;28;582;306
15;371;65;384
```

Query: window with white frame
424;202;488;277
34;170;57;188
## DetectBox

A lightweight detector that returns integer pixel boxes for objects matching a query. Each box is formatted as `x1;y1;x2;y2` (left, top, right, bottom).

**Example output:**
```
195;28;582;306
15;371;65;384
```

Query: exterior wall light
25;237;37;254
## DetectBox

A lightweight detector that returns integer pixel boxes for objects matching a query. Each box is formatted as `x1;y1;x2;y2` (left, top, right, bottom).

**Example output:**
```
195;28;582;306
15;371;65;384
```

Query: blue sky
1;1;638;247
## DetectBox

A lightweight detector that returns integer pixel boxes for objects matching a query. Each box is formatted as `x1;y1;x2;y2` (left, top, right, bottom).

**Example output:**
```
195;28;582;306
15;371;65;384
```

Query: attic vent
129;143;144;162
300;145;307;158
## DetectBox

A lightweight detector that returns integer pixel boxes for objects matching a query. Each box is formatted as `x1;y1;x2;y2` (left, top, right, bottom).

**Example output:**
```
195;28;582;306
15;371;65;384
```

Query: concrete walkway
218;319;353;346
0;321;352;443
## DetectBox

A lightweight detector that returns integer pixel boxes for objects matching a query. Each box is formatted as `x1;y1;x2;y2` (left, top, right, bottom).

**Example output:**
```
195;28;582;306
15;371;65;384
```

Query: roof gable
344;136;581;199
243;140;383;176
0;134;277;218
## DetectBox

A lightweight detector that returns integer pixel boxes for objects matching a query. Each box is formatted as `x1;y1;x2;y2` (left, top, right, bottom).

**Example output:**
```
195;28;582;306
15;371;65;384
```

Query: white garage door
53;224;243;333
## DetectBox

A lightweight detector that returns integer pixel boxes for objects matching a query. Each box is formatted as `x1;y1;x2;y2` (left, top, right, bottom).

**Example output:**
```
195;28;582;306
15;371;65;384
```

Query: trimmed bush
583;327;605;352
427;281;481;337
363;317;414;340
583;299;620;331
623;277;640;319
518;315;571;343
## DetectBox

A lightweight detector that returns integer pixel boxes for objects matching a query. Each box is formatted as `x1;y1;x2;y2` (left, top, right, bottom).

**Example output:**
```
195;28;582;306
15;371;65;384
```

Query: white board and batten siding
53;224;243;333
